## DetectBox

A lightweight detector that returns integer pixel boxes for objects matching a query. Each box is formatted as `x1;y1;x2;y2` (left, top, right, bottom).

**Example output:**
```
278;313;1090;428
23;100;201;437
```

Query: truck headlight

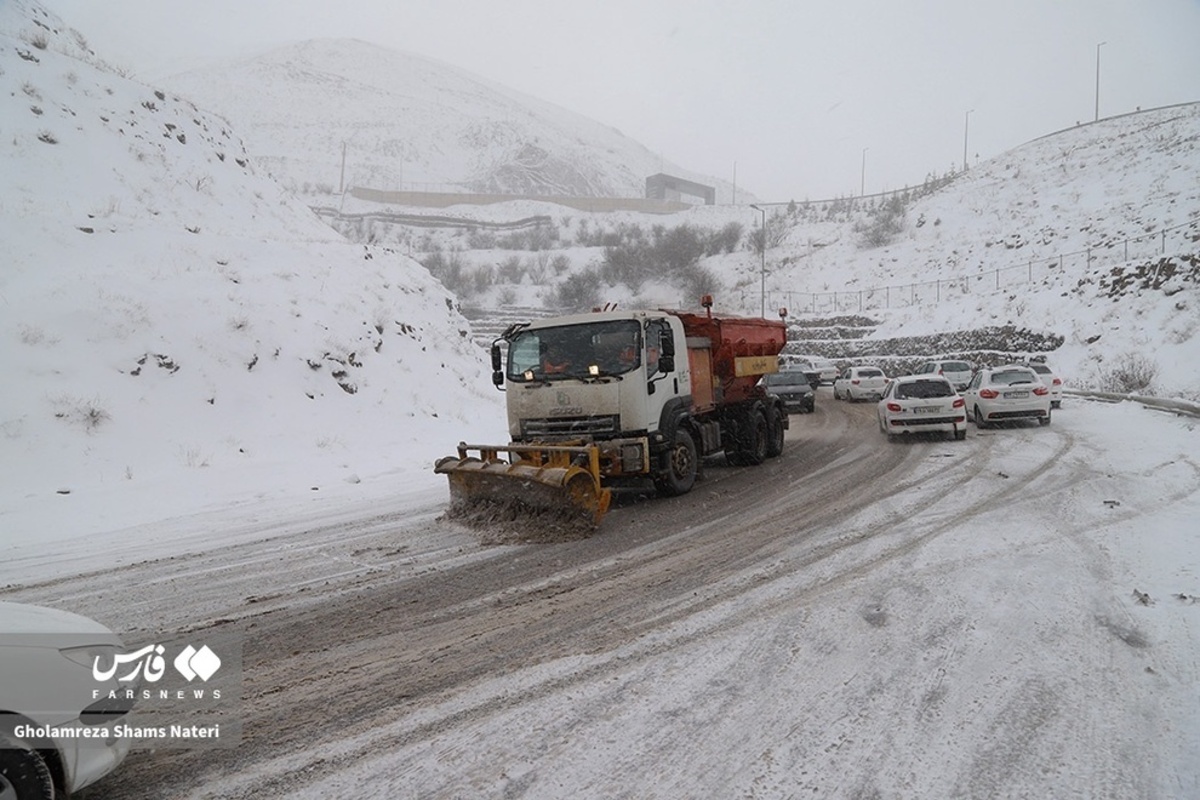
621;443;643;472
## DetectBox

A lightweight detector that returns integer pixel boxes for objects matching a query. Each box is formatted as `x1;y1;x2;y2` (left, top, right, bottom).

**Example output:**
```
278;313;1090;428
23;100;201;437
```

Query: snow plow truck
434;297;789;529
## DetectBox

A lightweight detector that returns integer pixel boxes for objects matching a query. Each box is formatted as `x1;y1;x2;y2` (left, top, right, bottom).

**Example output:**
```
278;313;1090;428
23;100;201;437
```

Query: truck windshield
508;320;642;381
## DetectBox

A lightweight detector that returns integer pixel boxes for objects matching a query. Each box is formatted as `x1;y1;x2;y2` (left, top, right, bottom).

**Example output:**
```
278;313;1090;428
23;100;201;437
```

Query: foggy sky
43;0;1200;201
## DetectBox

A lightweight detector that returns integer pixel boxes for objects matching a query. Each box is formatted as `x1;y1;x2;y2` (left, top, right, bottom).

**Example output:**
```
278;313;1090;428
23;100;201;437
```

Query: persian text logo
92;644;166;682
92;644;222;683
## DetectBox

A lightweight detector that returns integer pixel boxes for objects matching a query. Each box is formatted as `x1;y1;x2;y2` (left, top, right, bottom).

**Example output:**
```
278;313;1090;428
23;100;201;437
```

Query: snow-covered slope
159;38;730;201
750;104;1200;399
0;1;503;538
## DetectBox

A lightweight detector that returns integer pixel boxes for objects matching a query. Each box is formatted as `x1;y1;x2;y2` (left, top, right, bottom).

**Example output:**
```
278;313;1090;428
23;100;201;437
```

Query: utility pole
339;141;346;194
1095;41;1107;122
860;148;868;196
963;109;974;171
750;204;767;317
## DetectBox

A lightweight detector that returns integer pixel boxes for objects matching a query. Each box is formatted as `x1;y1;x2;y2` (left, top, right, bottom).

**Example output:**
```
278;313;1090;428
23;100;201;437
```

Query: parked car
833;366;888;401
962;365;1052;428
877;375;968;441
913;359;974;391
1;602;134;800
761;369;816;414
791;356;839;385
1024;361;1063;408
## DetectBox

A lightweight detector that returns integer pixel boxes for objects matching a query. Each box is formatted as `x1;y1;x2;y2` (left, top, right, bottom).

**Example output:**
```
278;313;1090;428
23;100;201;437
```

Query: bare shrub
553;269;603;312
51;395;110;432
854;195;907;249
497;255;525;283
470;265;494;295
467;228;496;249
180;446;211;468
1095;352;1158;394
679;263;722;302
420;249;469;294
527;251;551;283
18;324;46;345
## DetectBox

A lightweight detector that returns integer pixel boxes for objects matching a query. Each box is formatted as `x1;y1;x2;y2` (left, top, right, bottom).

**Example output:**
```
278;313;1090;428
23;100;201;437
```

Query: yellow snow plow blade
434;442;613;530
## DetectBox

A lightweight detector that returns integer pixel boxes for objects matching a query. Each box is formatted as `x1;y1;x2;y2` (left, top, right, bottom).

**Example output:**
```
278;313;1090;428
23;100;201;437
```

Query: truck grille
521;415;620;440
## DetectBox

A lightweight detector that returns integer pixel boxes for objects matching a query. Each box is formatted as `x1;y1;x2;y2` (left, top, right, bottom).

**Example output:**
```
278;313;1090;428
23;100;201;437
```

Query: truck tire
765;404;784;458
739;410;768;465
0;734;56;800
727;407;768;466
655;428;698;496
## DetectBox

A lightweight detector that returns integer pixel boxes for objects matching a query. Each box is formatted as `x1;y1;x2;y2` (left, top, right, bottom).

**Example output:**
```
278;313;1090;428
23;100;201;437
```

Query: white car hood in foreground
0;601;116;637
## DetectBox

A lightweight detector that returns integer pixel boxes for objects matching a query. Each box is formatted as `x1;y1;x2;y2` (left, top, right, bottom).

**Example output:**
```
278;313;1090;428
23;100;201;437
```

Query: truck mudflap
434;442;613;530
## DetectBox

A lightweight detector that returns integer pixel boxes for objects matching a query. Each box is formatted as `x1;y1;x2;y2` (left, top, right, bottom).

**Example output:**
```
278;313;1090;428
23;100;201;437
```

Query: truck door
643;317;683;434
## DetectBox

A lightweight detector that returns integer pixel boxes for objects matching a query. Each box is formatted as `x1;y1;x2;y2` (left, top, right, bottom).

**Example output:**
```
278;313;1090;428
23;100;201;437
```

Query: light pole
860;147;869;196
750;204;766;317
963;109;974;171
1095;41;1107;122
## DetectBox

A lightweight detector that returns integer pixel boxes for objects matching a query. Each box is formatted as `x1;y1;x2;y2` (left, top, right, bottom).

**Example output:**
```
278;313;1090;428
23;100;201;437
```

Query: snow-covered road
4;396;1198;799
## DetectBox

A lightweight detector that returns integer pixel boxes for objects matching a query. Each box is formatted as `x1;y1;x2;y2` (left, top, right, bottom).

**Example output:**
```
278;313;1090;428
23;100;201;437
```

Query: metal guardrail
1064;389;1200;418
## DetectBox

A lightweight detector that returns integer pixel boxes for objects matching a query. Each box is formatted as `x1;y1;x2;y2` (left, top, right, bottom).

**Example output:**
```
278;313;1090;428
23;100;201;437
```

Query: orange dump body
669;310;787;408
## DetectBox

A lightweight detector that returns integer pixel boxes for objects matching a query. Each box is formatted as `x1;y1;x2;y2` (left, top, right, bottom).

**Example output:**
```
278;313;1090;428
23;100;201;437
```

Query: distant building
645;173;716;206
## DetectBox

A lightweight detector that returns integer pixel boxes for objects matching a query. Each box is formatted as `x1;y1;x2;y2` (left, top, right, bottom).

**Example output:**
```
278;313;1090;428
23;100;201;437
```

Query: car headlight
60;644;120;671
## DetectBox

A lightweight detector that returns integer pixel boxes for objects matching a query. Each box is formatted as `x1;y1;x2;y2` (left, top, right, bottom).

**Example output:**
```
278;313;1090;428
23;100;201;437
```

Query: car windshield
943;361;971;372
1028;364;1051;374
858;369;884;378
991;369;1036;386
895;379;953;399
507;320;642;381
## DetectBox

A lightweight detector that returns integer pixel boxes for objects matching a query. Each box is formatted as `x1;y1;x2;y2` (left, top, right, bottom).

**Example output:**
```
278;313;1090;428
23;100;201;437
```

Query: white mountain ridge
160;38;736;202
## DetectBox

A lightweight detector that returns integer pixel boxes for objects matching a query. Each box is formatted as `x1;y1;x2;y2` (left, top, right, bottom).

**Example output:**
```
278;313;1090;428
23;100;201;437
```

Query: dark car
762;369;816;413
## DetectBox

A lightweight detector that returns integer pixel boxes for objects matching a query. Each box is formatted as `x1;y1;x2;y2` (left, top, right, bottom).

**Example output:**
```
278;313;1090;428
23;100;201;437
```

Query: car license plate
1005;391;1029;399
913;406;940;414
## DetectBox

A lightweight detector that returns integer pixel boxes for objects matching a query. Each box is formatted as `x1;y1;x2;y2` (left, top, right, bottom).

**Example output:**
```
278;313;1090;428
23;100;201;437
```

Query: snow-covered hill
159;38;732;201
753;104;1200;400
321;103;1200;401
0;1;503;539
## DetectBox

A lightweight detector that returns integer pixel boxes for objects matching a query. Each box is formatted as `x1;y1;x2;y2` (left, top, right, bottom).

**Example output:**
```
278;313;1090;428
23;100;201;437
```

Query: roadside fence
768;219;1199;316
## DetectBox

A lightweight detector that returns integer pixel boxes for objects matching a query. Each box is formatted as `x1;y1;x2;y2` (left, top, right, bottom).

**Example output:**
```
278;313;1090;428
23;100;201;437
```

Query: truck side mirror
658;328;675;373
491;343;504;388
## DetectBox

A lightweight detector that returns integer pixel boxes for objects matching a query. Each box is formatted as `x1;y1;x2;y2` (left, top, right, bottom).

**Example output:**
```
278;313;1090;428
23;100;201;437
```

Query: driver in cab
542;343;572;374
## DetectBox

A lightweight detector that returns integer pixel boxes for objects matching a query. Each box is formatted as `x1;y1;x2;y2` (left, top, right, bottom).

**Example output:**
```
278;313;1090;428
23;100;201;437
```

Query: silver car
833;366;888;402
1;603;133;799
878;375;968;440
962;365;1052;428
914;359;974;391
1025;361;1063;408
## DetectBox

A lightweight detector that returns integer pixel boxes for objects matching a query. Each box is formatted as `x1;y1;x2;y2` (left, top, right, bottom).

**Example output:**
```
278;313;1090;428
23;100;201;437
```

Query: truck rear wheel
655;428;697;496
765;405;784;458
726;406;768;466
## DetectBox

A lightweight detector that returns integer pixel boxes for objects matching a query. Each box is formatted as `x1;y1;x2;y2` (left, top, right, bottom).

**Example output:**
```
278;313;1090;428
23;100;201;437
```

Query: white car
1025;361;1063;408
913;359;974;391
877;375;968;441
833;366;888;401
1;602;133;799
962;365;1052;428
791;356;838;385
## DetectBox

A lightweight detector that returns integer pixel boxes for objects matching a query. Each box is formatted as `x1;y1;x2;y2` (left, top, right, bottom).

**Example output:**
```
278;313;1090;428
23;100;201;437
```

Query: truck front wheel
655;428;698;496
